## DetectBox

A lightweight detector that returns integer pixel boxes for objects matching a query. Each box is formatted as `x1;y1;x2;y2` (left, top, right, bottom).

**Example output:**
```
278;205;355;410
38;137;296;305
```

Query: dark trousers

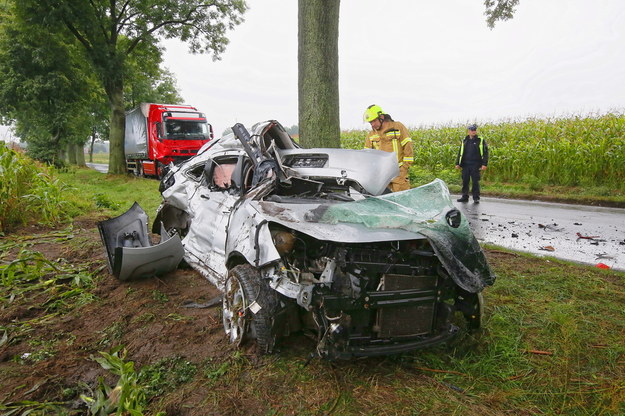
461;164;481;200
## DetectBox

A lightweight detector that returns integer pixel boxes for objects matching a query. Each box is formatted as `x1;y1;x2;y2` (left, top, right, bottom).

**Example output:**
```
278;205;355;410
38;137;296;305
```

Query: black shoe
473;198;480;204
457;197;469;202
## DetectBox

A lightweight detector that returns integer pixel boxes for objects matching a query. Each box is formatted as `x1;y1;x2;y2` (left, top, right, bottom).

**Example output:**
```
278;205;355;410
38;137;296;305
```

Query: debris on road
539;246;556;252
595;263;611;269
539;223;564;232
576;232;600;240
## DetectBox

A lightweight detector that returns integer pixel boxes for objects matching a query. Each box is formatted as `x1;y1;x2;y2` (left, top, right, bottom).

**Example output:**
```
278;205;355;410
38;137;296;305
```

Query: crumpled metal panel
227;203;281;269
256;200;425;243
254;180;495;293
276;148;399;196
98;202;184;281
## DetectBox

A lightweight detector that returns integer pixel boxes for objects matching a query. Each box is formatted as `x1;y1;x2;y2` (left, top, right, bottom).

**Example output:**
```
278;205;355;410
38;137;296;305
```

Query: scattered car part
98;202;184;281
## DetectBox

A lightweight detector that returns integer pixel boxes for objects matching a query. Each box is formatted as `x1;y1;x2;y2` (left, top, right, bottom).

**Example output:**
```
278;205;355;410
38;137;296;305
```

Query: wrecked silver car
102;120;495;359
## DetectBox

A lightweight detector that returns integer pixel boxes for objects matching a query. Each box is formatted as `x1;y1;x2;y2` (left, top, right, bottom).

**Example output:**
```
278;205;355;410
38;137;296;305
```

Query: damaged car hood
255;179;495;293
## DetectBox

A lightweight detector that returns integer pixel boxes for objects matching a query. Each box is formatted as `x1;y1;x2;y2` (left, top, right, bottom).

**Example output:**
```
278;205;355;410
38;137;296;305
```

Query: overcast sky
157;0;625;134
1;0;623;141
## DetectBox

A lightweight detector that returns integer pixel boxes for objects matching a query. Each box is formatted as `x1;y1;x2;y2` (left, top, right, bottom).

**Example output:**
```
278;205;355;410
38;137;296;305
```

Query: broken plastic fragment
576;232;599;240
595;263;610;269
539;246;555;252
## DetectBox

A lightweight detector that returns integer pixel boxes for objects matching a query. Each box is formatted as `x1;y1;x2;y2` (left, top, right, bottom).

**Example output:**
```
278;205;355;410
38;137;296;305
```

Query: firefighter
363;104;414;192
455;124;489;203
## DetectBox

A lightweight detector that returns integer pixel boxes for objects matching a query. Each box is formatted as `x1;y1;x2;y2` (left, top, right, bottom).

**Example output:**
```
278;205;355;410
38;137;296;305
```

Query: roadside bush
0;142;75;233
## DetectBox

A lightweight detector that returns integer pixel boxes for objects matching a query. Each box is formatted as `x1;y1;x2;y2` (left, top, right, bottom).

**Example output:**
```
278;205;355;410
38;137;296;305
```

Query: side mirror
156;122;163;140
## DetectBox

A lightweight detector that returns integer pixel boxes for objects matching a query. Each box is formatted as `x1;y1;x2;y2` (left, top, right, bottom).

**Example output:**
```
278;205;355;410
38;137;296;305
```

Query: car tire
222;264;279;354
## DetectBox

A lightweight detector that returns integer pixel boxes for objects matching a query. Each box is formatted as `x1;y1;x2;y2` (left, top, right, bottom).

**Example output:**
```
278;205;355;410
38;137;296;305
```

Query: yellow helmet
363;104;384;123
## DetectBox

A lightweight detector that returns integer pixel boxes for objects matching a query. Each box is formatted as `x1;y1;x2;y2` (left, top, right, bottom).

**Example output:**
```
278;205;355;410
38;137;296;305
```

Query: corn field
341;112;625;190
0;142;73;233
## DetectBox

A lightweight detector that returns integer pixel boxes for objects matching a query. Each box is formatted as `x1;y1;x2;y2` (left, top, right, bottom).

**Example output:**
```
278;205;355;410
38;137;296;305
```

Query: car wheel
222;264;279;354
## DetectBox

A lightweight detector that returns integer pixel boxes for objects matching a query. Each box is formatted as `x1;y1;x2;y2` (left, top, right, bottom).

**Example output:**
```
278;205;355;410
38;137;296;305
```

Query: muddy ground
0;217;259;414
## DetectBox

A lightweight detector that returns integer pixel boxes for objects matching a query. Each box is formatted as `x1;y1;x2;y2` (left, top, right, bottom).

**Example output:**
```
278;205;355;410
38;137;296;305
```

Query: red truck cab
125;103;213;177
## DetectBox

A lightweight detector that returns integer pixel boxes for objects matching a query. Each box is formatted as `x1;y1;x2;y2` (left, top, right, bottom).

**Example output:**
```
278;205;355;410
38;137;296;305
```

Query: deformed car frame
108;120;496;360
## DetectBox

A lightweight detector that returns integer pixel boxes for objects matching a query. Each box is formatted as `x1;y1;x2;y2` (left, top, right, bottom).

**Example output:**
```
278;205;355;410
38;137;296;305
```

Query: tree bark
75;143;86;167
67;143;77;165
88;127;96;163
298;0;341;148
107;83;126;174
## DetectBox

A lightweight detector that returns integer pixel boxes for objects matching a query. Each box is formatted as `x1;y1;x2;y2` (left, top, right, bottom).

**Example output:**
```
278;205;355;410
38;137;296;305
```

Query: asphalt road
86;162;108;173
453;196;625;271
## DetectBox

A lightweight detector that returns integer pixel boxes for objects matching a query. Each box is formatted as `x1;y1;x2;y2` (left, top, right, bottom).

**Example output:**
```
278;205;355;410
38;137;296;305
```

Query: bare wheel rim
223;274;248;346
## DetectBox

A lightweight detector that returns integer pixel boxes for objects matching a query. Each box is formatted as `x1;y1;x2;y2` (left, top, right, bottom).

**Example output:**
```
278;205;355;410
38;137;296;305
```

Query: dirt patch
0;222;229;410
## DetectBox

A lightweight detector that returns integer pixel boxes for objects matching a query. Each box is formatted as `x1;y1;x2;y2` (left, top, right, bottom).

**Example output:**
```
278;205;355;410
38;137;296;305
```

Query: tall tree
18;0;247;174
0;4;97;166
298;0;340;148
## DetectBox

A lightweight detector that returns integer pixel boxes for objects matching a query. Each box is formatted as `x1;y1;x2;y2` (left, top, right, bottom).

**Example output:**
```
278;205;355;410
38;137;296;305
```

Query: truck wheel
222;264;279;354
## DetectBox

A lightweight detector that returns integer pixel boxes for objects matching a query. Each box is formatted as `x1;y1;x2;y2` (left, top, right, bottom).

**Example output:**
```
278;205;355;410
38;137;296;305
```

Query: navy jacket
456;135;489;167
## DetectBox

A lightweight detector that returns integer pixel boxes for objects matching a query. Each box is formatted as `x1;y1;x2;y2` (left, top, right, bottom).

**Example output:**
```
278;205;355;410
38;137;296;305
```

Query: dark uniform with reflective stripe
365;120;414;192
455;135;488;201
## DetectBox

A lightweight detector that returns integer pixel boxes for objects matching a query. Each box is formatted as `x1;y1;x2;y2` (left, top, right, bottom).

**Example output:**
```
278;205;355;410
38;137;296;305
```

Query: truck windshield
165;119;210;140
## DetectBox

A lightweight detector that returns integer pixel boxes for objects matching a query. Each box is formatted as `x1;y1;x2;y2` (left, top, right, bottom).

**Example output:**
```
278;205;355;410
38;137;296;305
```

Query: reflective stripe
403;157;414;162
398;162;403;167
401;137;412;146
392;139;399;161
370;134;379;139
459;137;484;160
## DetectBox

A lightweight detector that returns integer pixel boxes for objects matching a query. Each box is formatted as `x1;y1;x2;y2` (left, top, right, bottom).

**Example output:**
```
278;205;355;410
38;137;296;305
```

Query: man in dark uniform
455;124;488;203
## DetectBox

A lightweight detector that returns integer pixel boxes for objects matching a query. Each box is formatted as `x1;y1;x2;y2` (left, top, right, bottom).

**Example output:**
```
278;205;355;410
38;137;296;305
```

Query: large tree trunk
67;143;78;165
107;84;126;174
298;0;340;148
75;142;86;167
